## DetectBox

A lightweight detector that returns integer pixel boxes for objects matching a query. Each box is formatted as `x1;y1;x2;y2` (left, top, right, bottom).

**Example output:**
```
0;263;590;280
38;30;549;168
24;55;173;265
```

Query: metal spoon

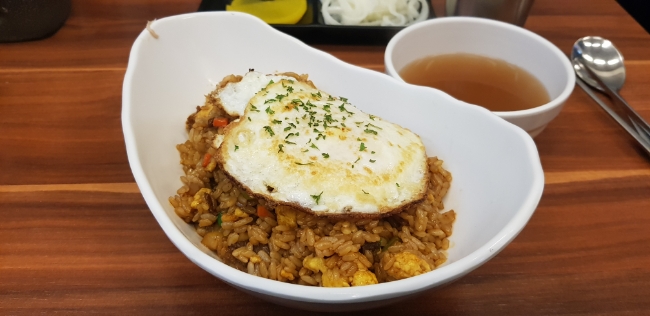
571;36;650;151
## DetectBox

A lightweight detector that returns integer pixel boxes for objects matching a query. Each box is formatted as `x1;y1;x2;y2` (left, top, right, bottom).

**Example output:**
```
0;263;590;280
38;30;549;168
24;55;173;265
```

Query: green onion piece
311;191;323;204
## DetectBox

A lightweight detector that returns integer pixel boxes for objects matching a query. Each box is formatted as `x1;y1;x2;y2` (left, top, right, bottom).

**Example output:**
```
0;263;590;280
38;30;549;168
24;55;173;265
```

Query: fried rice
168;74;455;287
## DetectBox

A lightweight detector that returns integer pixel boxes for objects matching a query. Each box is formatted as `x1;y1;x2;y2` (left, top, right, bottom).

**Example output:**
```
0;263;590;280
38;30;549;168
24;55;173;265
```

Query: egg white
217;80;428;216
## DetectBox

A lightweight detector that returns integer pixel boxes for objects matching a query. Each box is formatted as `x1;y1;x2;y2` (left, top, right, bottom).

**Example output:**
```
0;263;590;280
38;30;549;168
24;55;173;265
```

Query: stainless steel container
446;0;535;26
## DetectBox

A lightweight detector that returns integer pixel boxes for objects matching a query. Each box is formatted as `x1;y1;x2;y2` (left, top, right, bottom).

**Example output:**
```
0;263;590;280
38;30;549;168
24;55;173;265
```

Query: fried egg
216;79;428;217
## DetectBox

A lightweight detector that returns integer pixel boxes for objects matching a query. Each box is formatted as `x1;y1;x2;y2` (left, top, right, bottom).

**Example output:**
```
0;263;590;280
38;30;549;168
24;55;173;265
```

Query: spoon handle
576;78;650;155
579;60;650;143
607;89;650;145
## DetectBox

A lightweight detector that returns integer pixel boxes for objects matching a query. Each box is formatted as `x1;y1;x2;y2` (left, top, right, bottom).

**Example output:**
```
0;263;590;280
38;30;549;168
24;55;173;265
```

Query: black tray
197;0;436;45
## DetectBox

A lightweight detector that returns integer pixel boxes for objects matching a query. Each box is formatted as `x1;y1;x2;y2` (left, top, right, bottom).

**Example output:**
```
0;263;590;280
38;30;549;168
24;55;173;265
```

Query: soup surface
399;53;550;111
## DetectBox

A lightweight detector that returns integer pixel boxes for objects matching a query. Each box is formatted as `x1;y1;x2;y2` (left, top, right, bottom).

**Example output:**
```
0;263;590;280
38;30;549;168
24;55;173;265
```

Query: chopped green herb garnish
396;183;400;187
365;123;382;130
324;114;335;123
285;132;296;139
313;128;323;134
265;107;275;114
369;115;375;121
276;93;287;101
341;123;346;127
369;159;375;163
371;151;375;154
302;149;309;152
310;143;319;150
263;126;274;136
316;134;325;140
267;80;274;86
250;105;260;112
354;157;360;163
285;140;296;145
217;213;222;226
357;137;362;141
287;86;294;93
364;129;378;135
340;97;348;102
272;119;282;124
289;122;297;128
284;127;291;131
295;162;314;166
264;99;277;104
322;153;330;158
248;117;251;121
288;80;294;84
359;143;366;151
362;190;369;194
323;104;331;112
235;145;239;151
327;95;335;101
311;191;323;204
278;144;284;153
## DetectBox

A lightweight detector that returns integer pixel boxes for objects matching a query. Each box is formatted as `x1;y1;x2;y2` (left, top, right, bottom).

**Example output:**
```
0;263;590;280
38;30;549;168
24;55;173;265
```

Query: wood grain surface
1;0;649;314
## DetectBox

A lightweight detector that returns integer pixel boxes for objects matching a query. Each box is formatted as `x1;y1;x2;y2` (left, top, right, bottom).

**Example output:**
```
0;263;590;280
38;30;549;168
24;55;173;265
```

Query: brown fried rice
169;74;455;287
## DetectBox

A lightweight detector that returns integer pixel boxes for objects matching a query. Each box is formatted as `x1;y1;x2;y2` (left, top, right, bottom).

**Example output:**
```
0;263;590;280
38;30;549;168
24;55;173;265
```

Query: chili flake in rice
169;73;456;286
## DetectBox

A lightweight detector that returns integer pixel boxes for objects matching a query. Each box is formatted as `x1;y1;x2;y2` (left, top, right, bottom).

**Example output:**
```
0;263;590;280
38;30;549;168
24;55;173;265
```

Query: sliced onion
321;0;429;26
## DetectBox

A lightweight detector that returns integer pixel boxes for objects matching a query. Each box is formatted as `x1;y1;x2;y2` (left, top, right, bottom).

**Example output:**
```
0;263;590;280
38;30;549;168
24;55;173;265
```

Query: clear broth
399;53;550;111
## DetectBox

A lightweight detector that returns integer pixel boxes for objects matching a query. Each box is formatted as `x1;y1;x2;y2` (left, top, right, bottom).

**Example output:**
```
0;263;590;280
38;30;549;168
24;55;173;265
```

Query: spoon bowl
571;36;626;91
571;36;650;155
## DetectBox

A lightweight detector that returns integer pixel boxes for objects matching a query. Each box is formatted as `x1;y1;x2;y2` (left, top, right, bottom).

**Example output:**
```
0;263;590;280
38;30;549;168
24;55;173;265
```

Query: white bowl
122;12;544;312
385;17;575;137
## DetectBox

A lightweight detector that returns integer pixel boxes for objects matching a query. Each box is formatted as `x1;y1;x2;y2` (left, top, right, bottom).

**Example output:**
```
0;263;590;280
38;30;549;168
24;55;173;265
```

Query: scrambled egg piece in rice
386;251;432;280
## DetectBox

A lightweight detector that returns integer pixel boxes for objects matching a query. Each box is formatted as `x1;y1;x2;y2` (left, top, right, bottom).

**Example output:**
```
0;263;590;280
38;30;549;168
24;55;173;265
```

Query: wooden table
1;0;649;314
